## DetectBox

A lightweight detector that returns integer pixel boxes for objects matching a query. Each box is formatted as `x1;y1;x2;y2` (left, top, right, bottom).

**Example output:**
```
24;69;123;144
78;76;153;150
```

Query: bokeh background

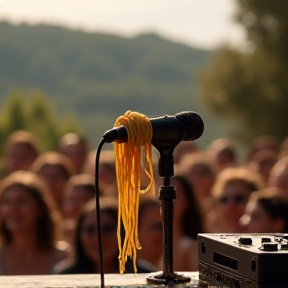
0;0;286;157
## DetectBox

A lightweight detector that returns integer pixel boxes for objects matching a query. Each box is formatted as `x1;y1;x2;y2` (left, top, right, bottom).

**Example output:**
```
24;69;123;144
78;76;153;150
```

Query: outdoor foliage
199;0;288;142
0;89;81;153
0;22;216;147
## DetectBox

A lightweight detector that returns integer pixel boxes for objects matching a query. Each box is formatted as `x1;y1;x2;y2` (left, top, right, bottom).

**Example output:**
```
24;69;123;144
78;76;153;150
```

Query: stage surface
0;272;199;287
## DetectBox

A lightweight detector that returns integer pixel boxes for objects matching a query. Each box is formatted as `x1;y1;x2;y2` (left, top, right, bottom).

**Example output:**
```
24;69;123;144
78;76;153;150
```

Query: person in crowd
246;135;280;162
82;150;117;197
56;197;153;274
0;171;68;274
31;151;75;210
206;138;237;171
61;218;76;249
179;152;216;213
2;130;40;176
279;137;288;158
208;167;264;233
58;133;89;174
173;141;199;164
136;197;162;271
62;174;97;219
247;150;277;184
169;171;205;271
240;188;288;233
56;197;119;274
269;156;288;195
82;150;96;176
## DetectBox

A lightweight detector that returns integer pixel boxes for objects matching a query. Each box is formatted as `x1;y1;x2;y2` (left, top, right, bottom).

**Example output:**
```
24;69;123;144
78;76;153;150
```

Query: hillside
0;22;224;148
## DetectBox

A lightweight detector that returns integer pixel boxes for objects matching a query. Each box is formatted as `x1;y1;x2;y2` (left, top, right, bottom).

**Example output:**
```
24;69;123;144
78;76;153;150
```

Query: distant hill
0;22;227;148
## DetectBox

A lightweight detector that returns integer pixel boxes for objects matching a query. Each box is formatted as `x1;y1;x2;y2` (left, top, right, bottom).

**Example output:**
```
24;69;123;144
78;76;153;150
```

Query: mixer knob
261;242;278;251
238;237;253;245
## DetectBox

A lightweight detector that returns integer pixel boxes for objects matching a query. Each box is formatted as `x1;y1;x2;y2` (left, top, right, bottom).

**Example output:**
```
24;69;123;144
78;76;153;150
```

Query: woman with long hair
57;197;119;274
62;173;96;219
0;170;68;274
31;151;75;210
57;196;157;274
208;167;264;233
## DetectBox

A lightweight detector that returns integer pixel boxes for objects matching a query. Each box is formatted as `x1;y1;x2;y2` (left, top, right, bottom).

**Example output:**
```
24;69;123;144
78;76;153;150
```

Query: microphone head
175;111;204;141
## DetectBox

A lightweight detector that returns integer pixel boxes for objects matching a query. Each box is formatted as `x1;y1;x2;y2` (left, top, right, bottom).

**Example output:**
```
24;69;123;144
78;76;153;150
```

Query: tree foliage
0;89;81;153
199;0;288;142
0;22;215;147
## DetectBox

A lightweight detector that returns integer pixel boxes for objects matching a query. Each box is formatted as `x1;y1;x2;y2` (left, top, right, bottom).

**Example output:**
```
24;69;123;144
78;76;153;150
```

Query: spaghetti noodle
114;110;154;273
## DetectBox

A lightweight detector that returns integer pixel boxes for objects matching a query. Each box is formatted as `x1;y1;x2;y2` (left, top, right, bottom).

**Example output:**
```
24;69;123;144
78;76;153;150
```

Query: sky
0;0;247;49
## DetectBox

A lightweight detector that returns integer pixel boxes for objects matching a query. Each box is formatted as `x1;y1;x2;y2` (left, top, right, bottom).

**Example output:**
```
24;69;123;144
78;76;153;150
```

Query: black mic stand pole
146;151;190;286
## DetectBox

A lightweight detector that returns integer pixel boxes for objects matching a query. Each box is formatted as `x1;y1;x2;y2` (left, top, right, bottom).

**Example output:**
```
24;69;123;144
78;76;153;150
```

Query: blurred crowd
0;130;288;275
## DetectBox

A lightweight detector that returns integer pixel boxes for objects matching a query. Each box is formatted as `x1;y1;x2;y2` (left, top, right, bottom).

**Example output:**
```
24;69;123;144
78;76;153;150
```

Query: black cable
95;138;107;288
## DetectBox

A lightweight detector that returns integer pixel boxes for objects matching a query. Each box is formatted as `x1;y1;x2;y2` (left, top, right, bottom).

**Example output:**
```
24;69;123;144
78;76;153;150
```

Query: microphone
103;111;204;150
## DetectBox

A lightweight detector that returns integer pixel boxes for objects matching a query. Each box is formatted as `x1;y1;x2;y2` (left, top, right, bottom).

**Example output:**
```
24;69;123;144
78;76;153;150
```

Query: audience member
98;153;117;196
206;138;237;171
62;174;96;219
2;130;40;176
83;150;117;196
173;141;199;164
56;197;152;274
31;152;75;210
269;156;288;195
180;152;216;212
208;167;264;233
240;188;288;233
279;137;288;158
61;218;76;249
170;172;205;271
137;197;162;271
0;171;68;275
246;135;280;162
58;133;89;174
56;197;119;274
82;150;96;176
247;150;277;184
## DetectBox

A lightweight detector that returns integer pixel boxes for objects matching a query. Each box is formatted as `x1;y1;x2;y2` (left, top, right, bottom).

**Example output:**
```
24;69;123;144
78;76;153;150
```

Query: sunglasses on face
218;194;247;205
81;223;116;236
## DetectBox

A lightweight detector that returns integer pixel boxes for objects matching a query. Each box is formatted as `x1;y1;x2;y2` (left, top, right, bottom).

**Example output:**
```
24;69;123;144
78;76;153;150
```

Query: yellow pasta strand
114;111;154;274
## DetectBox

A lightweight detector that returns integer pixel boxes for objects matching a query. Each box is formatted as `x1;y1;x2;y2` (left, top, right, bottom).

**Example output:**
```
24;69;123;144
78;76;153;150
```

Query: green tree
0;89;82;153
0;90;29;148
198;0;288;142
0;89;28;132
27;90;64;150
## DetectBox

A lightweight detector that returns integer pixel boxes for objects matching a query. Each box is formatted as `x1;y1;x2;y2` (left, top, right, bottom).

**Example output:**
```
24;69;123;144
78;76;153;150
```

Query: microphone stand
146;150;191;286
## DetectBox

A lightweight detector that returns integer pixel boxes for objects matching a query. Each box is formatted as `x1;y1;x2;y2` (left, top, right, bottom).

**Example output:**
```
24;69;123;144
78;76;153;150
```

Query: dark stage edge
0;272;199;288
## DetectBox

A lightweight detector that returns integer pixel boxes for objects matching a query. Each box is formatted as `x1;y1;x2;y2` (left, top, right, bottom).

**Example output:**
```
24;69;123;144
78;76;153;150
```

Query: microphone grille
176;111;204;141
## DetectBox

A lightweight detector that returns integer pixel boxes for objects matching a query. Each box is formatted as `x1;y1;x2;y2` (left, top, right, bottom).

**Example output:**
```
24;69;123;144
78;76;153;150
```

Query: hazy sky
0;0;246;49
